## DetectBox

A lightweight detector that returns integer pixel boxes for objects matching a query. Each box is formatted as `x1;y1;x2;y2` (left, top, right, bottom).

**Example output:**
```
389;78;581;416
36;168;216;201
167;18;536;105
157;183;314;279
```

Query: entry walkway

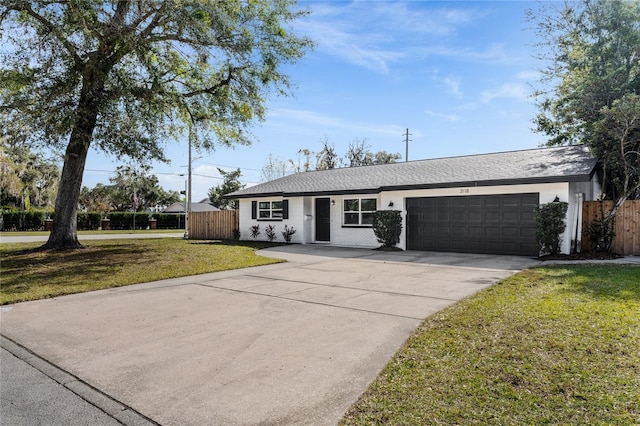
0;245;536;425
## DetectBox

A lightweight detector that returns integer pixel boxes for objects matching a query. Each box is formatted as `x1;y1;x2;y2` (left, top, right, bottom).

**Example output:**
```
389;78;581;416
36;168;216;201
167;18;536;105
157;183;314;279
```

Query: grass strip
1;239;282;305
0;229;184;237
342;265;640;425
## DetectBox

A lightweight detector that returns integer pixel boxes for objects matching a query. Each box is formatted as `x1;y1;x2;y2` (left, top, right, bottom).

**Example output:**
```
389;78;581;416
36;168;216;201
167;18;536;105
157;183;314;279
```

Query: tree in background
345;138;401;167
1;1;312;249
315;137;340;170
208;168;244;210
261;154;291;182
262;137;402;180
345;138;373;167
78;166;180;213
529;0;640;211
78;184;113;217
0;142;60;209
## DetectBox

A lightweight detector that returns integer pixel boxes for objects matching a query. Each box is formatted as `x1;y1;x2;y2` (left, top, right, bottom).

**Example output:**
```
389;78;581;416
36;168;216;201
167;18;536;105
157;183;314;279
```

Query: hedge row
0;210;48;231
0;210;185;231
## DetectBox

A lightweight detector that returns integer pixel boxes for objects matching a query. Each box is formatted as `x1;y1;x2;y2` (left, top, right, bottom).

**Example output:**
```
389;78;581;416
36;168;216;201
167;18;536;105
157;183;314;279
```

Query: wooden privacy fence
581;200;640;255
189;210;239;240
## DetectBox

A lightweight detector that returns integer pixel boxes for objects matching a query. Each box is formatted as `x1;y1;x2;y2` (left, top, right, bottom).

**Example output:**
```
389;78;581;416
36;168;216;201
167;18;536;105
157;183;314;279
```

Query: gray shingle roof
229;145;597;199
163;202;219;213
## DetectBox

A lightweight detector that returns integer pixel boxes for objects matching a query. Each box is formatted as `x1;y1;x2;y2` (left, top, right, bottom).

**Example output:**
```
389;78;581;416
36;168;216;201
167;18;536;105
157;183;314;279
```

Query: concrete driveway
0;245;537;425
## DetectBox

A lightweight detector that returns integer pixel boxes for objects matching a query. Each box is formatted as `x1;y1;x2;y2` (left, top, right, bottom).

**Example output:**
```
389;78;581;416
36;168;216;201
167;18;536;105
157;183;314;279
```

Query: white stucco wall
325;195;380;248
238;177;598;254
238;197;305;244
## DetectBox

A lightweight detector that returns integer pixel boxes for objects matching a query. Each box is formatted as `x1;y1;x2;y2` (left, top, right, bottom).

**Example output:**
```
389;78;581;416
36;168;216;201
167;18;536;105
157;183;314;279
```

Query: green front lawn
0;239;281;305
1;229;184;237
342;265;640;425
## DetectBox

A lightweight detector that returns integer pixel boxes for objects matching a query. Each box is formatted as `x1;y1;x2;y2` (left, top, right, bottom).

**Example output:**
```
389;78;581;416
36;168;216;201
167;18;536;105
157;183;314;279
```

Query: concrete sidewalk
0;246;537;425
0;232;182;244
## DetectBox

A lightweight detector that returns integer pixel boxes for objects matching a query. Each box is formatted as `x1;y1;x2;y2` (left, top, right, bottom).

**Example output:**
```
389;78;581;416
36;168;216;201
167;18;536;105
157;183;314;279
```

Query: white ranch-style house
228;145;599;256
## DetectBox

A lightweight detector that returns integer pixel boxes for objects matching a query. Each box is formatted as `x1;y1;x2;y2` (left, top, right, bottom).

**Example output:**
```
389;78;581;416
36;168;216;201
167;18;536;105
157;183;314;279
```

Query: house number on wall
459;188;470;194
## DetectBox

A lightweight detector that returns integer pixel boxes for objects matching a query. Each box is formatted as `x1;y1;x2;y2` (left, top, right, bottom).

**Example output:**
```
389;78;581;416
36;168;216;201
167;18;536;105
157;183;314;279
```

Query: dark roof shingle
230;145;597;199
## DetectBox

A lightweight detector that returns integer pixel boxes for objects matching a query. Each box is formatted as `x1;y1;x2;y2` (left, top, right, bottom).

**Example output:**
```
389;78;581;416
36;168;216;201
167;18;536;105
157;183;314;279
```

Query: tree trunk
41;133;91;249
41;74;104;250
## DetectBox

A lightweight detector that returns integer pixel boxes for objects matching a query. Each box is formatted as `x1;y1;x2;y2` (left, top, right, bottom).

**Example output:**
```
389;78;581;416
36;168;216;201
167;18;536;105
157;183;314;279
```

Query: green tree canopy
208;168;244;210
0;1;312;248
0;141;60;209
79;166;180;214
529;0;640;204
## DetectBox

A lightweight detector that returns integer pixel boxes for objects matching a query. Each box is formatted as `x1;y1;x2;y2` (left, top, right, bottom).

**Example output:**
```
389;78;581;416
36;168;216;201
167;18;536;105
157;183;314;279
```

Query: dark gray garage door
406;193;539;256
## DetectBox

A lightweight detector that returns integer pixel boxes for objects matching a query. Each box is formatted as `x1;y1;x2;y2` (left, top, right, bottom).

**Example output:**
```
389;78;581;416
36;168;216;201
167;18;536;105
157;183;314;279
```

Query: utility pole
404;128;411;162
186;137;192;239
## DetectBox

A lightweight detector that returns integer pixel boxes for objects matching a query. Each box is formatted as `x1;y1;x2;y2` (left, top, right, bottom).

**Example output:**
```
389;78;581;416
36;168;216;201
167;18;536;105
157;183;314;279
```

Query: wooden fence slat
581;200;640;255
188;210;239;240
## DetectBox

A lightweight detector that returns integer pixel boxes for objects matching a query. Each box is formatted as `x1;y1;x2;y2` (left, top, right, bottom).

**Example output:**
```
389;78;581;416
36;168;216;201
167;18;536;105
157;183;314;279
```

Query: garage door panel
503;211;520;222
452;211;466;221
521;211;535;221
485;211;500;222
451;198;467;208
407;193;539;256
436;198;450;208
468;226;483;238
485;197;500;208
468;211;483;222
502;227;520;238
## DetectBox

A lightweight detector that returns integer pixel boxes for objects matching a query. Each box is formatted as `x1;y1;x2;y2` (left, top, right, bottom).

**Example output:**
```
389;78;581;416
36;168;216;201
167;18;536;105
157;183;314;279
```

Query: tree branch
17;4;84;69
182;66;246;98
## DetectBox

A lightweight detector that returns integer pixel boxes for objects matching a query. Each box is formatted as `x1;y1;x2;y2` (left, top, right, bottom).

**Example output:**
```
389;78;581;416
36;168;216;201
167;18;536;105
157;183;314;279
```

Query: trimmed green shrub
0;210;48;231
586;202;616;253
535;201;568;256
151;213;185;230
372;210;403;248
77;212;103;230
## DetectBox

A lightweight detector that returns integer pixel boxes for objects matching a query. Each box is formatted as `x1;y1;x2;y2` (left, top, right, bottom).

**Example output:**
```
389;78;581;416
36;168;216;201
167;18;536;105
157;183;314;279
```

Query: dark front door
315;198;331;242
406;193;539;256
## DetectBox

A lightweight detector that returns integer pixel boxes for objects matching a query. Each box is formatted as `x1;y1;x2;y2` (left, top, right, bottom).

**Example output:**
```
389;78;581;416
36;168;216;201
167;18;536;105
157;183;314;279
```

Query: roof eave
227;174;595;199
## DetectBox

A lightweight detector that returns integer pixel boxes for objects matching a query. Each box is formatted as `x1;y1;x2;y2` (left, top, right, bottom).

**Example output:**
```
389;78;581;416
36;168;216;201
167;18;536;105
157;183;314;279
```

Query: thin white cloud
480;83;530;103
267;108;416;138
296;2;490;73
425;110;462;122
516;70;540;81
444;75;464;99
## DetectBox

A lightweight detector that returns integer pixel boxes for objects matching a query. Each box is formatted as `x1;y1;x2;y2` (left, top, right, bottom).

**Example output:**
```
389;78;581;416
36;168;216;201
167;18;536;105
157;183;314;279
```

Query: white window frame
258;200;283;220
343;198;377;227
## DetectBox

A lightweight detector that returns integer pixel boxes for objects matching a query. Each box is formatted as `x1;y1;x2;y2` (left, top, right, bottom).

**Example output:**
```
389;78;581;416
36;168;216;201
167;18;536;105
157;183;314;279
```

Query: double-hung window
343;198;376;226
259;201;283;219
252;200;288;221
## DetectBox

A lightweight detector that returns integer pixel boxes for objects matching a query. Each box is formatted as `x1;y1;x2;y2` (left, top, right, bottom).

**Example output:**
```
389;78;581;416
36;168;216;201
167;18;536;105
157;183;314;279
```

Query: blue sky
83;0;549;202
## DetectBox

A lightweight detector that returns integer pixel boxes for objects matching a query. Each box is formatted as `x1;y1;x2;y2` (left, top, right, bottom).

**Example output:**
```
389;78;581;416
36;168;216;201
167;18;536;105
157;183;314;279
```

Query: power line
197;161;262;172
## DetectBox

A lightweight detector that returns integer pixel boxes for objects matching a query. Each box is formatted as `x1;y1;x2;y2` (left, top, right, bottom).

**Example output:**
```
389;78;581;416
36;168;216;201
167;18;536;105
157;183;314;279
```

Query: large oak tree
0;1;312;249
529;0;640;207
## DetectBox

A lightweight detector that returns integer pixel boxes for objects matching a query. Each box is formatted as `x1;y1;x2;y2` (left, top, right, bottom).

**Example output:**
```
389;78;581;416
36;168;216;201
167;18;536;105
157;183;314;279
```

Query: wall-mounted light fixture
388;201;394;207
331;199;335;206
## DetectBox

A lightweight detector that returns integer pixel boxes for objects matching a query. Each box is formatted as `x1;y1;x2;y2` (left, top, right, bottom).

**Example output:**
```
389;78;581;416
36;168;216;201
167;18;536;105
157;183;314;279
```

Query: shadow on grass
1;243;151;295
542;264;640;301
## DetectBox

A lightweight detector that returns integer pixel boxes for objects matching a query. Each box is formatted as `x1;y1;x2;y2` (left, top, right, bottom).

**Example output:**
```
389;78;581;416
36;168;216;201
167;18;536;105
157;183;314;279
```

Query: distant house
163;201;220;214
227;146;599;256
